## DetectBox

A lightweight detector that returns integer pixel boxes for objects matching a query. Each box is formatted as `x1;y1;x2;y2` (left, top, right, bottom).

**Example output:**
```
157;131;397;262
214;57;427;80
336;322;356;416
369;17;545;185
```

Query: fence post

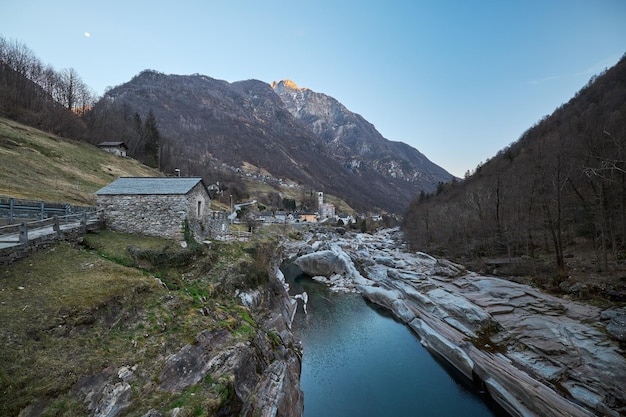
53;215;61;237
40;200;45;220
19;222;28;245
9;197;14;224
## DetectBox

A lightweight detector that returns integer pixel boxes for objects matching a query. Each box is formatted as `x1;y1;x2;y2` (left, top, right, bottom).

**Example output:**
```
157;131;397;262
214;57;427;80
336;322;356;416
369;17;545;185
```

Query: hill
0;117;160;205
88;71;453;214
0;120;303;417
403;53;626;301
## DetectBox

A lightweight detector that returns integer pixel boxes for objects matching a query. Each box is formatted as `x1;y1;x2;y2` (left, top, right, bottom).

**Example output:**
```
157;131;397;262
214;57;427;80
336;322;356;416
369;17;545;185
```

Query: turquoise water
286;268;509;417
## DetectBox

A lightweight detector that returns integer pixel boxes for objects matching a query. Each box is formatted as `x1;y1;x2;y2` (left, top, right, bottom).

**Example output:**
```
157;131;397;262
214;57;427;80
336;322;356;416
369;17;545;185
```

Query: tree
58;68;80;111
143;109;160;168
282;198;296;211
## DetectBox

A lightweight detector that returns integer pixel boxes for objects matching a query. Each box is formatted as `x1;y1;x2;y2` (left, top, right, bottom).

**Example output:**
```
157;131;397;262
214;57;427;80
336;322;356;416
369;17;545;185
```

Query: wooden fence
0;211;102;245
0;196;95;225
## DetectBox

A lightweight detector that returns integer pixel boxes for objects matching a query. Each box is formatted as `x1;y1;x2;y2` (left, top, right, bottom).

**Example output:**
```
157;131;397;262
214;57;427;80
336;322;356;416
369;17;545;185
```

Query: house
297;211;318;223
258;211;275;223
337;213;355;225
95;177;211;241
274;210;289;223
97;141;129;157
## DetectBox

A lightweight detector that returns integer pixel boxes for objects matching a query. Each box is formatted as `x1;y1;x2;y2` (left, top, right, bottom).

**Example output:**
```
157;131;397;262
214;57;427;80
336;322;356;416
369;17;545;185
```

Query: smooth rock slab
287;228;626;417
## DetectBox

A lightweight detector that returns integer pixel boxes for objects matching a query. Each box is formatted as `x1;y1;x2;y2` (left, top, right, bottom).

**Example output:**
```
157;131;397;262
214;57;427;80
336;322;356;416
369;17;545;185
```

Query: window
197;200;202;216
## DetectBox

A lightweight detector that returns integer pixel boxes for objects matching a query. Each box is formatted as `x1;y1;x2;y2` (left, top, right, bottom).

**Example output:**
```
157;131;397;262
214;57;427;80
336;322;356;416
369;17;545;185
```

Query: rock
92;382;132;417
73;367;132;417
286;227;626;417
159;344;212;392
140;410;164;417
293;245;372;291
117;365;135;382
293;250;342;276
142;410;163;417
606;310;626;342
408;318;474;381
568;282;589;297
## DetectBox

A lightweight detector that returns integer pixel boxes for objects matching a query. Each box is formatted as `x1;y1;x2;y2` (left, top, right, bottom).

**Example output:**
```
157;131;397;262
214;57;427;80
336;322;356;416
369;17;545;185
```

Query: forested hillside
404;54;626;287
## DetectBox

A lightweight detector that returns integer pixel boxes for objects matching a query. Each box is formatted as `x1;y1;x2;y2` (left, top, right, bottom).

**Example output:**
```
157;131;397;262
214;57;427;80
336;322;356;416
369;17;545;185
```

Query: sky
2;1;626;177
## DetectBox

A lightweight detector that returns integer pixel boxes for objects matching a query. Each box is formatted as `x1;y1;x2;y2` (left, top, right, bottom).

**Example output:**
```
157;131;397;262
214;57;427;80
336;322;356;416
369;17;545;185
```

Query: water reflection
285;267;509;417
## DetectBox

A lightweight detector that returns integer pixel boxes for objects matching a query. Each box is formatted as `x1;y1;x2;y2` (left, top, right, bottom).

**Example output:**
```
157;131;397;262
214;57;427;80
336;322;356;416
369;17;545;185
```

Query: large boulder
602;307;626;342
293;250;345;277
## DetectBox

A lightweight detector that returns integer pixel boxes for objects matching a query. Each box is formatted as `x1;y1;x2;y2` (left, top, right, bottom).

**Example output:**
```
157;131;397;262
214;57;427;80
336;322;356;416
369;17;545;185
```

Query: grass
0;117;160;205
0;228;281;416
0;117;294;416
0;241;158;415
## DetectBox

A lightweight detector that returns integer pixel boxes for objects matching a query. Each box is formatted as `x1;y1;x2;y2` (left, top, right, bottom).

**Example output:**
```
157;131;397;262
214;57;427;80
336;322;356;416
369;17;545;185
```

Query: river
284;265;510;417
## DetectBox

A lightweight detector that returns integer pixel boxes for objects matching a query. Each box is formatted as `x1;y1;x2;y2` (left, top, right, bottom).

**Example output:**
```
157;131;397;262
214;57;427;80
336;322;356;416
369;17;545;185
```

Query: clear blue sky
3;1;626;177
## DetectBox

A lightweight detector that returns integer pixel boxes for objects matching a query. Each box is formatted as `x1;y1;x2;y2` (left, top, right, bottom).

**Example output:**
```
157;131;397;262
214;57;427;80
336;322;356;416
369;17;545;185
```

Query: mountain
403;53;626;284
95;71;453;214
271;79;453;190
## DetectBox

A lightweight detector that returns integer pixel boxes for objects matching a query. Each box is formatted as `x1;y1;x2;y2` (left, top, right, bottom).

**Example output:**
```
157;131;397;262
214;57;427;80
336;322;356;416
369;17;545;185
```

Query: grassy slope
0;116;354;213
0;118;289;415
0;229;279;416
0;117;160;206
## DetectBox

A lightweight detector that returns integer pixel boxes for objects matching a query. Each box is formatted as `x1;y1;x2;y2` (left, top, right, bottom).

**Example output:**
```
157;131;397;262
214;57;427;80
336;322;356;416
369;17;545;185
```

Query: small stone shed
97;141;129;157
95;177;211;241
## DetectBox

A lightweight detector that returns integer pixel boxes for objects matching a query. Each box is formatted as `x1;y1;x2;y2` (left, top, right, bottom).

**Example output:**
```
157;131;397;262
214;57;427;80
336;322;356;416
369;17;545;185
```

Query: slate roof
95;177;205;195
97;141;129;148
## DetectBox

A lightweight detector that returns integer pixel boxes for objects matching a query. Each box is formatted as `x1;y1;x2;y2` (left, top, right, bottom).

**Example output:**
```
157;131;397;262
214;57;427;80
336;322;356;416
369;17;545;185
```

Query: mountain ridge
271;79;453;187
94;70;453;214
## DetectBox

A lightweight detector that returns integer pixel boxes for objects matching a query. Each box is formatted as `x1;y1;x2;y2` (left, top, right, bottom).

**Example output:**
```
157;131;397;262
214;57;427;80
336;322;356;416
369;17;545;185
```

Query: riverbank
284;227;626;417
285;268;509;417
0;231;303;417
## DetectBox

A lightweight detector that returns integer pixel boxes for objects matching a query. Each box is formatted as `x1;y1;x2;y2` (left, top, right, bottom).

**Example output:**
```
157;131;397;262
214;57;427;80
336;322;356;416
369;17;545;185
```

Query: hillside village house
97;141;129;157
95;177;211;241
298;211;318;223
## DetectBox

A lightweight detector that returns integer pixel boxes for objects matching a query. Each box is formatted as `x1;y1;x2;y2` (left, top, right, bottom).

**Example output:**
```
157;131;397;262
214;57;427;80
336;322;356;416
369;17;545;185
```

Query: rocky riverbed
285;227;626;417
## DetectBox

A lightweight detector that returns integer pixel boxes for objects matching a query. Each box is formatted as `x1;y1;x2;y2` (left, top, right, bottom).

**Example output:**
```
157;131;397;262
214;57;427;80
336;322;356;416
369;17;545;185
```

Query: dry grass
0;118;291;416
0;229;276;416
0;117;160;205
0;240;159;415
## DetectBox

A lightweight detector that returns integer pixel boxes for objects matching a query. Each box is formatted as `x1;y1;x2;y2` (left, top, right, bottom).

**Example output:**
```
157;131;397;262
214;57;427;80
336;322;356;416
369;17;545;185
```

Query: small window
197;201;202;216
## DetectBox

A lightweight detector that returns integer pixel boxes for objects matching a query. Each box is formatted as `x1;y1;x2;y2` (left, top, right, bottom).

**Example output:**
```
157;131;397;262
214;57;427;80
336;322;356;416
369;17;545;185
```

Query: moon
84;32;91;38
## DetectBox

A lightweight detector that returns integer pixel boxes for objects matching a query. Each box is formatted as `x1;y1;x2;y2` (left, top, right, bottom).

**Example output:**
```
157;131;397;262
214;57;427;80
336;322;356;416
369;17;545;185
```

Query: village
1;139;388;264
94;175;382;243
0;173;384;259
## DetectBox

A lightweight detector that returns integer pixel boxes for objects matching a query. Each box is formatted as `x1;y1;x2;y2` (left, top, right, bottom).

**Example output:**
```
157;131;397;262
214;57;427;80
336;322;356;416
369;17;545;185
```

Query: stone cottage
95;177;211;241
97;141;129;157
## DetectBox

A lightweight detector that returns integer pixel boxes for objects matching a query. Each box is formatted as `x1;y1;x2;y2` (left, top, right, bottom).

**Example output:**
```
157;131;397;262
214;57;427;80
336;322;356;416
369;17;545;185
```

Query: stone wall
97;183;211;241
183;183;211;241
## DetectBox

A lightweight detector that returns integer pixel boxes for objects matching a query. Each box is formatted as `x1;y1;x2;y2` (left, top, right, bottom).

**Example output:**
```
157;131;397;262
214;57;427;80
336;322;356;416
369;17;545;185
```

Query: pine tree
143;110;160;168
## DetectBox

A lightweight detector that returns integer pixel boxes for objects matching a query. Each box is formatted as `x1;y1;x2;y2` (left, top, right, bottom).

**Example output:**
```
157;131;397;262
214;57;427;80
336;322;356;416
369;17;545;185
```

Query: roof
97;141;129;149
95;177;205;196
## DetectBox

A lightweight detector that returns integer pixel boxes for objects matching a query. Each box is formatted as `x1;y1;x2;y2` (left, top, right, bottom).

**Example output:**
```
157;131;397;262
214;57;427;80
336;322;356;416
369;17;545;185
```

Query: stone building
97;141;129;157
95;177;211;241
317;192;335;220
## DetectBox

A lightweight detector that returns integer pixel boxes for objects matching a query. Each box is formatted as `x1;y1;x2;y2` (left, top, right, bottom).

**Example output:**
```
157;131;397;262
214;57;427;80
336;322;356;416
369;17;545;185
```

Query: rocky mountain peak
270;79;308;92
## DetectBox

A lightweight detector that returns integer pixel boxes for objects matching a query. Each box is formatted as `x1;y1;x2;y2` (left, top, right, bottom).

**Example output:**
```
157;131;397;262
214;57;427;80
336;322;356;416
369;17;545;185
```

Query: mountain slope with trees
403;53;626;299
1;35;453;215
272;79;454;192
86;71;452;214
